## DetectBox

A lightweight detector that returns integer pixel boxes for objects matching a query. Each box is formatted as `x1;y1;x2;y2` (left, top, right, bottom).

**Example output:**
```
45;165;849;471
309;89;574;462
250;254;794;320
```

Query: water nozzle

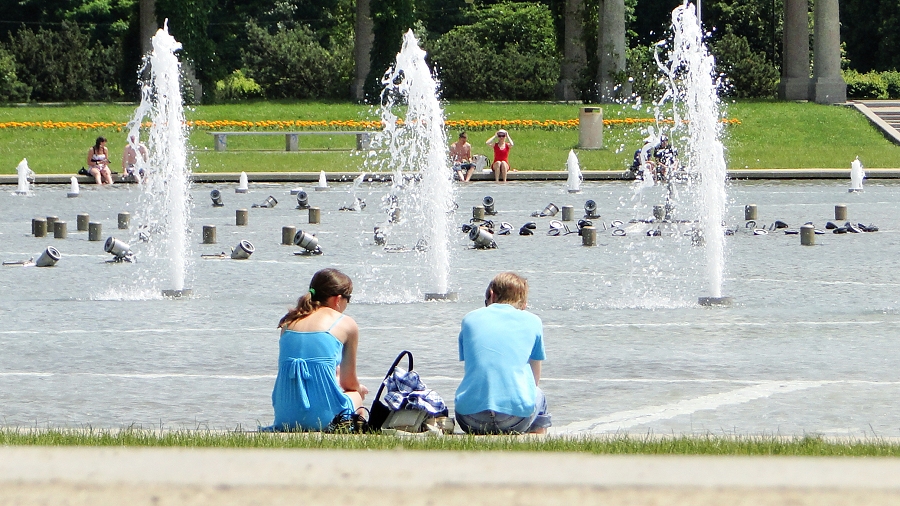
469;226;497;249
104;237;135;263
210;189;224;207
539;203;559;217
296;191;310;209
584;199;600;218
483;196;496;215
230;240;255;259
35;246;61;267
293;229;323;255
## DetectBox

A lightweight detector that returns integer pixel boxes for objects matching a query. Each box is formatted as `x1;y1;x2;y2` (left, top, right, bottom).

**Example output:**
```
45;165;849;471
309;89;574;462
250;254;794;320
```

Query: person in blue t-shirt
454;272;551;434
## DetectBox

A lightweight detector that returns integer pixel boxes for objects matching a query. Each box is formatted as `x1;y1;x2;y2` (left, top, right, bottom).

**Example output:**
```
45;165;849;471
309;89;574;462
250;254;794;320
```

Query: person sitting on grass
267;268;369;431
454;272;551;435
86;136;113;185
449;131;476;182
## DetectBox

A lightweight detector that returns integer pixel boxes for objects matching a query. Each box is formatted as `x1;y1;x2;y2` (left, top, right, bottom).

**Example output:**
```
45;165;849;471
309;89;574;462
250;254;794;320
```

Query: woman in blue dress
269;268;368;431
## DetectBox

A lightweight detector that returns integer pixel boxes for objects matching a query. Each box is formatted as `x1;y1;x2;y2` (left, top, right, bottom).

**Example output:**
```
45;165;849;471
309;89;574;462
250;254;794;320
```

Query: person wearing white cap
486;129;514;182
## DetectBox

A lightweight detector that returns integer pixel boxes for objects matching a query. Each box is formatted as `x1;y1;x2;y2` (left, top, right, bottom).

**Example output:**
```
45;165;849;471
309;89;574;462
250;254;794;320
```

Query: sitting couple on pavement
267;269;550;435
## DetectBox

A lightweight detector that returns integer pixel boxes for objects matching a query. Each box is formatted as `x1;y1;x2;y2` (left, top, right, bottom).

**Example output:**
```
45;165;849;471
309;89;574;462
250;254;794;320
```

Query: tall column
139;0;157;56
597;0;627;102
777;0;810;100
352;0;375;102
555;0;586;101
809;0;846;104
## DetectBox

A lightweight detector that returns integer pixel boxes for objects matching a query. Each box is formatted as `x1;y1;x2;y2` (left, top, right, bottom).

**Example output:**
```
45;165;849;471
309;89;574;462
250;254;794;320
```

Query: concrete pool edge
3;446;900;505
4;168;900;185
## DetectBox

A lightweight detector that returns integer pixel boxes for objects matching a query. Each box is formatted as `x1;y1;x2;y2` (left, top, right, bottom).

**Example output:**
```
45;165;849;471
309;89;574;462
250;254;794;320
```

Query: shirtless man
449;131;476;182
122;135;149;182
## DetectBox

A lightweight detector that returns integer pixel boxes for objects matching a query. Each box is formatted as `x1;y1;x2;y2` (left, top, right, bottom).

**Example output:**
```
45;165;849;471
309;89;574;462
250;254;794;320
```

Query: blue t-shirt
454;303;546;417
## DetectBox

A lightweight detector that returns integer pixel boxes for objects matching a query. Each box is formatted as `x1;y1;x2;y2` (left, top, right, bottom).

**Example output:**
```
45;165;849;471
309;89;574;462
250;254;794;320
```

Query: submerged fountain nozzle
104;237;135;263
483;196;497;216
293;229;323;255
584;200;601;218
210;189;224;207
296;191;310;209
374;227;386;246
35;246;61;267
539;203;559;217
469;226;497;249
230;240;255;260
252;195;278;208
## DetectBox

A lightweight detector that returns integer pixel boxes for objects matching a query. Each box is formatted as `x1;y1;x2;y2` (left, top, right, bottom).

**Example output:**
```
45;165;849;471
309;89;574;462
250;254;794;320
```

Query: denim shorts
455;387;551;435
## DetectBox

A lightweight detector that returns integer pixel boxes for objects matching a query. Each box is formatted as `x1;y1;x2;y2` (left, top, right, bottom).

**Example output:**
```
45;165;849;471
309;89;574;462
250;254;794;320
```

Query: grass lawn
3;428;900;456
0;100;897;175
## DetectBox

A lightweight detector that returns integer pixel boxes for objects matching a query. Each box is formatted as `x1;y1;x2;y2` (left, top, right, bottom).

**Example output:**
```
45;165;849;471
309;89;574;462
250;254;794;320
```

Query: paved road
3;446;900;505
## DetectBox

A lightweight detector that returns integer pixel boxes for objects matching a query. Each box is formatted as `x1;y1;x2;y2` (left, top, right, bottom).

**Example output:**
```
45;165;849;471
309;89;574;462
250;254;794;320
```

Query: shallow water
1;179;899;436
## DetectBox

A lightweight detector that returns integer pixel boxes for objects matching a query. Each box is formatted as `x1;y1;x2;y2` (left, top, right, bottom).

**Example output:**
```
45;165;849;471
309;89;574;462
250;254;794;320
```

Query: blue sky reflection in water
1;179;899;436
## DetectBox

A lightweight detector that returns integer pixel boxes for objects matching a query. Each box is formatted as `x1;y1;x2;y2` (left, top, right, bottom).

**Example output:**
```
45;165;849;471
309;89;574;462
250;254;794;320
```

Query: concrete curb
3;447;900;505
4;169;900;185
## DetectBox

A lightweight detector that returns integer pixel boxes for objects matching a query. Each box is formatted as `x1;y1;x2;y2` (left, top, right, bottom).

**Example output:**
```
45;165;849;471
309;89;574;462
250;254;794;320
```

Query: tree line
0;0;893;103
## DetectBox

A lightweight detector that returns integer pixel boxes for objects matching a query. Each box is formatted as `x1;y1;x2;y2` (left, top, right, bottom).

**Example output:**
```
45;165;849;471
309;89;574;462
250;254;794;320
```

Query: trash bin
579;107;603;149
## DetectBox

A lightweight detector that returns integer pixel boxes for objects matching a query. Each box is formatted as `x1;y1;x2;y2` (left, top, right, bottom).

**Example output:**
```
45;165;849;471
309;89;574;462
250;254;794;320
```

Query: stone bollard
53;221;67;239
88;222;102;241
77;213;90;232
472;205;485;221
745;204;758;221
582;226;597;246
236;209;248;226
835;204;848;221
46;216;58;232
282;226;297;245
33;218;47;238
561;205;574;221
309;207;321;224
118;212;130;230
800;224;815;246
202;225;217;244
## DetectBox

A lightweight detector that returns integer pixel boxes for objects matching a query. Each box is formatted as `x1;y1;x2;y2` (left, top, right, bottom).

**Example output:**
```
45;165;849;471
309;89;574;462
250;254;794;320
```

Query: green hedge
843;70;900;99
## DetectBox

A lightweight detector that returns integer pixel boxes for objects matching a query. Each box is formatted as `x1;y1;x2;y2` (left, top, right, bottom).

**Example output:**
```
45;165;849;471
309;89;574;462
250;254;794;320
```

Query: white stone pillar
352;0;374;102
556;0;586;101
597;0;627;102
777;0;810;100
809;0;847;104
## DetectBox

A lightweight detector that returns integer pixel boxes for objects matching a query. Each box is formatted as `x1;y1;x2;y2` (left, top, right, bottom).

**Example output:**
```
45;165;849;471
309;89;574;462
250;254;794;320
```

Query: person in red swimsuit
486;129;514;182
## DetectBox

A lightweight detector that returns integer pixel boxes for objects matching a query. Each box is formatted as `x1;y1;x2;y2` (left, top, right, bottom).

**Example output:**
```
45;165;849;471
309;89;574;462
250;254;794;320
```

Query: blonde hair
487;272;528;309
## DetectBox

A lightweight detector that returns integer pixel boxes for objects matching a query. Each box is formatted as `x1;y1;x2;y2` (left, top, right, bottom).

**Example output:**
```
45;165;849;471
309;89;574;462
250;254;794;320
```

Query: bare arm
486;135;496;145
529;359;541;386
505;134;514;146
338;318;367;399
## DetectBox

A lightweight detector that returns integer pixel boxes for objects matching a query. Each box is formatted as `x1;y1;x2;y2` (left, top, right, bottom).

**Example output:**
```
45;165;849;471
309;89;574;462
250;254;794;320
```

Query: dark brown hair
94;136;107;152
278;268;353;328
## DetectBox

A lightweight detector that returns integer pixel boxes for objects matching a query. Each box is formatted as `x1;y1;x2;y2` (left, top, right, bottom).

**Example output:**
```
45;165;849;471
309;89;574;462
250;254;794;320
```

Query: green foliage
3;21;122;102
367;0;417;99
712;33;779;99
242;21;352;100
214;70;264;102
843;70;889;100
882;72;900;99
0;48;31;102
624;43;665;102
430;2;559;100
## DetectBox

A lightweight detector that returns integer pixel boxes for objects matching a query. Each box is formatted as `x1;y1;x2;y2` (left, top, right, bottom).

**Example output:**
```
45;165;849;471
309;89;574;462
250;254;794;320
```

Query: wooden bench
208;131;372;152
